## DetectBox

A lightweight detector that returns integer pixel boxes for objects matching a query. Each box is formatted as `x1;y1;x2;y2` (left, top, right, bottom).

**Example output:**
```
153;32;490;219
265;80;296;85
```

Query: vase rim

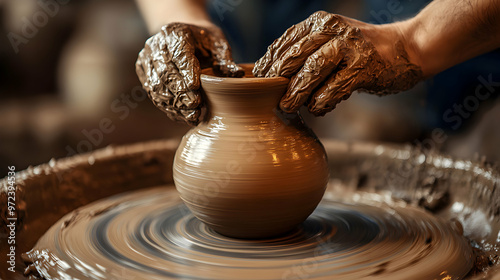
200;63;289;88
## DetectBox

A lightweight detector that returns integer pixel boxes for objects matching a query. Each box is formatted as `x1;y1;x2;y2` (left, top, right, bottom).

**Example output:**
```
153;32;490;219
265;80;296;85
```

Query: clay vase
173;64;329;239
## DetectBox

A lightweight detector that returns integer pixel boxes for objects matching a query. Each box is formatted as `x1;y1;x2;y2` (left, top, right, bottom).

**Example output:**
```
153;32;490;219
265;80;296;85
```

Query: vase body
173;65;329;239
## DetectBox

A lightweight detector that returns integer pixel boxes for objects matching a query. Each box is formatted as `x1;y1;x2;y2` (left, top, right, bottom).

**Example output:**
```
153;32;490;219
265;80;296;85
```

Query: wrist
363;21;425;76
396;18;429;77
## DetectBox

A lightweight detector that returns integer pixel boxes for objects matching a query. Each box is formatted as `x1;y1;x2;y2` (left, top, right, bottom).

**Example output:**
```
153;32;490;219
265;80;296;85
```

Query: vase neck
202;78;289;119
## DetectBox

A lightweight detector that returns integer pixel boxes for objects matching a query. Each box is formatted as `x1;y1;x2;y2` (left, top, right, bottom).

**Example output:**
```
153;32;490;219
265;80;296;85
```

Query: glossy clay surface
173;64;329;238
24;185;473;280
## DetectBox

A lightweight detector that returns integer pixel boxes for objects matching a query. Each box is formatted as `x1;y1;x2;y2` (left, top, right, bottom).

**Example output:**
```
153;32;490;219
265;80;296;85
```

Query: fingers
211;35;245;77
137;32;201;110
307;32;374;115
136;35;165;92
266;30;338;78
253;11;343;77
135;49;150;89
281;24;374;114
163;24;201;90
179;108;201;125
138;22;257;125
151;95;201;126
280;39;346;112
137;23;213;125
307;68;359;116
149;87;201;126
164;62;201;110
252;16;315;77
149;61;202;125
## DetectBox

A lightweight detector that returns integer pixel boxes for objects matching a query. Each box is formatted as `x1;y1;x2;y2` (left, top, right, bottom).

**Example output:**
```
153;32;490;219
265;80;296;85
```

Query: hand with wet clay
136;23;243;125
253;11;423;116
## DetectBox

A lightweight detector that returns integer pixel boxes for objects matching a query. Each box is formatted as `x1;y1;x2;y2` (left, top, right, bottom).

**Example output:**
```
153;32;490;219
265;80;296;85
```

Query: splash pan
1;140;498;279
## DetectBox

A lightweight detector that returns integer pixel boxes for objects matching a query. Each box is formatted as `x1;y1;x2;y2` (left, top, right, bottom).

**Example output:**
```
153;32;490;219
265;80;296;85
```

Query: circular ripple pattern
25;186;473;280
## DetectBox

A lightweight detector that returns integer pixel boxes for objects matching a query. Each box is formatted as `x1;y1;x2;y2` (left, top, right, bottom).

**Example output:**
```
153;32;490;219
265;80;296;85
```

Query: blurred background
1;0;499;178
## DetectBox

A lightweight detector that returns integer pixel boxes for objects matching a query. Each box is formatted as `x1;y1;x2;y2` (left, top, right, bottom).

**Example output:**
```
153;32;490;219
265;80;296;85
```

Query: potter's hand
136;23;244;125
253;11;423;116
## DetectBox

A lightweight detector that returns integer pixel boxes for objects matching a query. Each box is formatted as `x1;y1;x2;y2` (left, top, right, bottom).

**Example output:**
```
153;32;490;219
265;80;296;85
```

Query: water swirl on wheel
24;186;473;280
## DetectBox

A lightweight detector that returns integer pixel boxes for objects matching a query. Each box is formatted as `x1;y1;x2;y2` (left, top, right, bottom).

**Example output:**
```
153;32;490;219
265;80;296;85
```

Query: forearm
136;0;212;34
402;0;500;77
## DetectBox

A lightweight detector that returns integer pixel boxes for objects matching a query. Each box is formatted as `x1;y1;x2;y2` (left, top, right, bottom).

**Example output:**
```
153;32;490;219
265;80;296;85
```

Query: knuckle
148;32;163;46
305;53;318;65
165;22;191;37
162;22;182;33
304;54;323;73
167;80;186;94
311;11;328;18
161;24;170;33
309;12;343;33
284;24;297;35
145;36;155;46
348;26;362;37
329;14;342;22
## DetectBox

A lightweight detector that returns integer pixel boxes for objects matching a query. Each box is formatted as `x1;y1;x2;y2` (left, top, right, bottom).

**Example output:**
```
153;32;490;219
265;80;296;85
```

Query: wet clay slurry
7;140;499;279
24;185;473;280
173;64;329;238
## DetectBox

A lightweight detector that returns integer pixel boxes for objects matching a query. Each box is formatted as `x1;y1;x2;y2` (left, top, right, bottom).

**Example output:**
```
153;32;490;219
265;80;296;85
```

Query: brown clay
253;11;423;115
23;185;474;280
136;22;243;126
7;140;500;279
173;64;330;238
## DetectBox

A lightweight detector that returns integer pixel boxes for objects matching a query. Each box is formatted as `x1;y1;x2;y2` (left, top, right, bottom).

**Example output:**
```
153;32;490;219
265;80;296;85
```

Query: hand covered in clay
136;23;244;125
253;11;423;116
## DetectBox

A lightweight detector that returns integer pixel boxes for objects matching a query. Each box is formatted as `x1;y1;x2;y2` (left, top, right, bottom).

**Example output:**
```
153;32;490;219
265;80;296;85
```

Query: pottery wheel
24;186;473;280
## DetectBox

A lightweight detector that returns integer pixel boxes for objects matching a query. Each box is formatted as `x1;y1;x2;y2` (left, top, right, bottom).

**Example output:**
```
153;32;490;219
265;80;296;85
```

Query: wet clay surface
136;23;244;125
23;185;473;280
0;141;178;280
1;140;499;279
173;64;329;238
253;11;423;115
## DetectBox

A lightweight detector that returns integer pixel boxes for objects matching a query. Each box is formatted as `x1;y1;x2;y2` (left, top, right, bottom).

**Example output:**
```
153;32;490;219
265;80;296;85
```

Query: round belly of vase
173;122;329;239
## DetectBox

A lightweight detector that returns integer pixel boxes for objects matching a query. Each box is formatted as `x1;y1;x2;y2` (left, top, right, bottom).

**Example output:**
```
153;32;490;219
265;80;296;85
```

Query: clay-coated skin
173;64;329;239
135;22;244;126
253;11;423;115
